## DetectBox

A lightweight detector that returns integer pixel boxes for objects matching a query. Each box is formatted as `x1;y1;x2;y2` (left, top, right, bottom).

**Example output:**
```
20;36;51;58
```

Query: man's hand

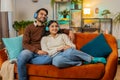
37;50;48;55
69;30;75;42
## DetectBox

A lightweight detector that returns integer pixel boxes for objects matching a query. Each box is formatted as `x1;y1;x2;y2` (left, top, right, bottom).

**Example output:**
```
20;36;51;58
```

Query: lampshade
1;0;13;12
83;8;91;14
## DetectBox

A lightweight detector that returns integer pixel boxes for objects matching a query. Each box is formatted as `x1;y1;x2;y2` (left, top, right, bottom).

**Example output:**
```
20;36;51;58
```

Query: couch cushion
0;49;8;68
14;63;105;79
80;33;112;57
2;36;23;60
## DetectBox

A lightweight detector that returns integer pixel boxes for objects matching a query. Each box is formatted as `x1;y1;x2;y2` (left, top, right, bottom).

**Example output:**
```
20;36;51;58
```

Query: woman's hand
37;50;48;55
57;47;64;52
57;45;71;52
63;45;71;50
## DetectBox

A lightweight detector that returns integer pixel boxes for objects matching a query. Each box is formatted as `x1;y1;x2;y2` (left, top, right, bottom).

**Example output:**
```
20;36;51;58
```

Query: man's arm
22;27;38;52
60;29;75;42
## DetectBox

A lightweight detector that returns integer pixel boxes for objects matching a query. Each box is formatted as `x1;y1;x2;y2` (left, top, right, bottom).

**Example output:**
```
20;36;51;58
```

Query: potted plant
13;20;33;35
50;0;55;7
71;0;81;9
59;9;70;19
113;12;120;24
113;12;120;40
113;12;120;30
101;9;111;18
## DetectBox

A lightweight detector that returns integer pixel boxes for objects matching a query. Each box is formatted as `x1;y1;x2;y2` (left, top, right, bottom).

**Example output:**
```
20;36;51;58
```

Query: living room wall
12;0;120;38
14;0;120;21
14;0;52;21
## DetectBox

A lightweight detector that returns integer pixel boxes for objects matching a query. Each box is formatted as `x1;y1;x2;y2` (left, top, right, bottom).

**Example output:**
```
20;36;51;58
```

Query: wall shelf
53;0;83;32
82;18;112;34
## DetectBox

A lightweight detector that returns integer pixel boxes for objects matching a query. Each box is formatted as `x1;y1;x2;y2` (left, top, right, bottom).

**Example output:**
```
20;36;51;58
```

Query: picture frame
32;0;38;2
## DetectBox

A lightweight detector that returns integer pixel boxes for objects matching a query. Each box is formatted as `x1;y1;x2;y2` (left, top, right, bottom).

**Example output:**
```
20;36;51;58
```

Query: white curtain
112;23;120;39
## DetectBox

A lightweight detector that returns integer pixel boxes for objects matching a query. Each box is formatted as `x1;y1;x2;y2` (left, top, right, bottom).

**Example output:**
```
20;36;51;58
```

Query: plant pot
63;15;67;18
18;28;25;35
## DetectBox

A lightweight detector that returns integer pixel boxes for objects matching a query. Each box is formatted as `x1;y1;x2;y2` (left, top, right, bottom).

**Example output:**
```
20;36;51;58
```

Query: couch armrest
0;49;8;69
101;40;118;80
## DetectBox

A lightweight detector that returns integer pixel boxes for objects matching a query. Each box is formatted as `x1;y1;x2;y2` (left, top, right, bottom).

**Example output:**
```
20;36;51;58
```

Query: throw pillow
2;36;23;60
80;33;112;57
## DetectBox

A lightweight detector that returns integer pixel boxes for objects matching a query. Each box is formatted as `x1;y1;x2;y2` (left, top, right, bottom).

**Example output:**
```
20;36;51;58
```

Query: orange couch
0;33;118;80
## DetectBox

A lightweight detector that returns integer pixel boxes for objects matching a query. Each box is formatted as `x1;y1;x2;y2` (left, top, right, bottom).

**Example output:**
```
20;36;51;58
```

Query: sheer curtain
0;0;14;49
0;12;9;49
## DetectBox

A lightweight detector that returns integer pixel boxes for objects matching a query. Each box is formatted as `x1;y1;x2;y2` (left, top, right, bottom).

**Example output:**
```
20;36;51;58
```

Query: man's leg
17;49;33;80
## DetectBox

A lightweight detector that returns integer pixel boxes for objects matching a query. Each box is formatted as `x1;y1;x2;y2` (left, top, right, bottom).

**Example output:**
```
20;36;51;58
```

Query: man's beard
37;18;47;23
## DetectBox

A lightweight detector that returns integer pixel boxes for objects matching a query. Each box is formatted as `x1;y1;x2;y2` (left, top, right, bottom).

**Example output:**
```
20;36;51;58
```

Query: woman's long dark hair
42;20;62;37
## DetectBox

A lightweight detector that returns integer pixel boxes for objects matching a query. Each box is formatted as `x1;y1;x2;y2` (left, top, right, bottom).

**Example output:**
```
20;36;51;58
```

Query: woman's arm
62;34;76;50
41;37;59;56
60;29;75;42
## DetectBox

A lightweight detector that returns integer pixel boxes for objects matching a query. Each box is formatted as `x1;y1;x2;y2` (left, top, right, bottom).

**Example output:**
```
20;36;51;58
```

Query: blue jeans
52;48;92;68
17;49;52;80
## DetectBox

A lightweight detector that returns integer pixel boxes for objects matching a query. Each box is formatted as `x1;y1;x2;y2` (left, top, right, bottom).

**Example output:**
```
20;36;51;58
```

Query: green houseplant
101;9;111;18
59;9;70;19
50;0;55;7
113;12;120;41
13;20;33;35
113;12;120;24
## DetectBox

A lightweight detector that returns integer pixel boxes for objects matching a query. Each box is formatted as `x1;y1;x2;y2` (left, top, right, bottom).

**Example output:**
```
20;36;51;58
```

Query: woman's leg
29;54;52;64
62;48;92;63
52;53;82;68
52;48;86;68
52;48;106;68
63;48;106;64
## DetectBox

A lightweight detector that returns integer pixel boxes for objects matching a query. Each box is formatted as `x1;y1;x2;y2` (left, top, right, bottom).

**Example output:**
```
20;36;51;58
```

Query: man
17;8;74;80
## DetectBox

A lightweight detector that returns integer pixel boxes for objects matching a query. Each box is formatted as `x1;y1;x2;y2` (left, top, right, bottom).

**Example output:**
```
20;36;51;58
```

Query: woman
41;20;106;68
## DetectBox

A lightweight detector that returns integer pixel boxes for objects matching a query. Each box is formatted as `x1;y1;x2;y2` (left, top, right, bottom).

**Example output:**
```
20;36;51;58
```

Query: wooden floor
114;64;120;80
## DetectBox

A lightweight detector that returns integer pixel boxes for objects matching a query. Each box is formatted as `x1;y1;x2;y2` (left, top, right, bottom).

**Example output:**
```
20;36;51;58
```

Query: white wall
14;0;53;21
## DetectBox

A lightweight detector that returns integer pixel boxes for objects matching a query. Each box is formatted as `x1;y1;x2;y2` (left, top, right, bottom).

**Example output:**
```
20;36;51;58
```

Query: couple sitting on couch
17;8;106;80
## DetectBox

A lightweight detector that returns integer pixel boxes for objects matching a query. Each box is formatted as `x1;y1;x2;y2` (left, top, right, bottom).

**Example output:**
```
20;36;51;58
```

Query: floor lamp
0;0;14;37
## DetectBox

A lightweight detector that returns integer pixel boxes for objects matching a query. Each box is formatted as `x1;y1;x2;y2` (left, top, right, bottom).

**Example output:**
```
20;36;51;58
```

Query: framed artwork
32;0;38;2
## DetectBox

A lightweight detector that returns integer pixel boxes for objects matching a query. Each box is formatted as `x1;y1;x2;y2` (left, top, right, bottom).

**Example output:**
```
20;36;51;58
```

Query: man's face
37;10;47;23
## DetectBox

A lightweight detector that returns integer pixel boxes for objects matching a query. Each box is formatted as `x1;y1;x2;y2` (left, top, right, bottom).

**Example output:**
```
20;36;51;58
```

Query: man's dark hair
36;8;48;15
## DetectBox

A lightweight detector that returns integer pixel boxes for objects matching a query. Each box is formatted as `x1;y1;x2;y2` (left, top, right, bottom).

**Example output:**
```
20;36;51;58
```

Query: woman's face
49;22;59;35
